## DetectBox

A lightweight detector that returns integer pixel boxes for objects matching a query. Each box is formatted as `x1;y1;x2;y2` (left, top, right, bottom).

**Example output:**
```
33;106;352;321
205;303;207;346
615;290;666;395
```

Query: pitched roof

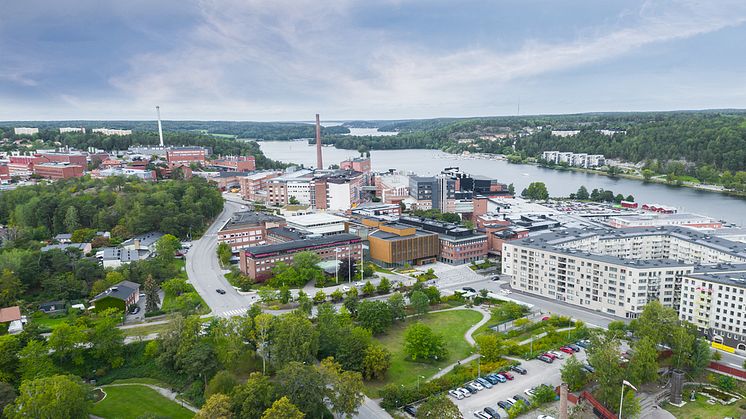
91;280;140;302
0;306;21;323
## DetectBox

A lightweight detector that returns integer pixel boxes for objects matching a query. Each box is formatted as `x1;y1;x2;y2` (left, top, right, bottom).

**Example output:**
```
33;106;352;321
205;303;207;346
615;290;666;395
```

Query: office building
166;146;209;164
33;163;84;180
398;216;488;265
285;213;348;236
210;156;256;172
217;212;286;250
369;222;439;267
14;127;38;135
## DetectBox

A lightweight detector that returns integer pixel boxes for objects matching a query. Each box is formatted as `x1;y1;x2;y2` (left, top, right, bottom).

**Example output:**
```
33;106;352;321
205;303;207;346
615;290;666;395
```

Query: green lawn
121;322;172;337
664;394;744;419
92;384;194;419
366;309;483;396
32;313;72;331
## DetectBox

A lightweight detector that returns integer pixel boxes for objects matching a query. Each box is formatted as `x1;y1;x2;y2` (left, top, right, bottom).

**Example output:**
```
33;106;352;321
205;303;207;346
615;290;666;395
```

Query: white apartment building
541;151;606;168
680;267;746;348
14;127;38;135
59;127;86;133
92;128;132;136
502;226;746;319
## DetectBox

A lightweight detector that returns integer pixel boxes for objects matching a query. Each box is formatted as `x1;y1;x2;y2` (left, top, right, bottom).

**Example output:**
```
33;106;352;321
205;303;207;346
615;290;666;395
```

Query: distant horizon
2;107;746;124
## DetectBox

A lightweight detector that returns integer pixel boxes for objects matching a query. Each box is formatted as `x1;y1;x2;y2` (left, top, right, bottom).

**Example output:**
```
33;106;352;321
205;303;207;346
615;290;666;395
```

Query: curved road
185;199;254;316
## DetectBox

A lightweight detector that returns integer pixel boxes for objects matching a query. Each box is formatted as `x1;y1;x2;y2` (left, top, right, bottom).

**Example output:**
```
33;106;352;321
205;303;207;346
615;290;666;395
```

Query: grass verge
92;384;193;419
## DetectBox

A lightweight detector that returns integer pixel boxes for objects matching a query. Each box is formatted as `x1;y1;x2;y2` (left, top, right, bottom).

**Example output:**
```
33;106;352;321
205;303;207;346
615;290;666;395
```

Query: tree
362;343;392;380
88;308;125;368
197;394;233;419
642;169;654;181
356;300;392;334
231;372;275;419
272;312;319;367
205;370;238;398
276;362;327;417
560;354;588;391
507;183;515;195
506;399;529;418
330;289;344;302
63;206;80;233
261;397;304;419
387;292;406;321
410;290;430;316
343;294;359;316
288;195;300;205
4;374;90;419
717;375;736;392
254;314;274;374
296;290;312;316
48;323;86;367
155;234;181;259
404;322;447;361
634;301;678;346
587;332;625;409
625;194;634;202
313;290;326;304
475;334;504;362
338;258;358;282
18;340;56;381
532;384;556;404
362;281;376;296
575;186;590;200
689;338;712;376
0;382;16;417
416;394;461;418
0;336;19;383
628;337;659;385
377;277;391;294
217;243;232;266
144;274;160;313
0;269;22;307
670;325;694;371
316;303;346;358
319;357;365;418
423;286;441;304
521;182;549;200
336;326;372;372
279;285;291;304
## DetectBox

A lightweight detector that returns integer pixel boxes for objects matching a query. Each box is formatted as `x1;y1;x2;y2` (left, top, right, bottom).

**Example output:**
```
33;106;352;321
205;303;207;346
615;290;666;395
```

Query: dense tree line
0;176;223;242
0;121;349;141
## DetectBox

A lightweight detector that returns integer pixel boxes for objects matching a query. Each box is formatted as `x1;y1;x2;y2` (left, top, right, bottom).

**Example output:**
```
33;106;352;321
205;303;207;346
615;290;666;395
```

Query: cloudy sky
2;0;746;120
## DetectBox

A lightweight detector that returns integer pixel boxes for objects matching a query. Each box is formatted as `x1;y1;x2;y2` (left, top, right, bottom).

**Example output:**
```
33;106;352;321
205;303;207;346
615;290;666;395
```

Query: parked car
537;415;556;419
576;339;590;348
506;398;519;407
548;350;564;359
464;384;479;394
473;411;491;419
497;401;512;410
541;316;550;321
483;406;501;418
582;364;595;373
559;346;575;354
542;352;557;360
470;381;485;391
476;377;493;389
403;405;417;417
501;371;514;380
567;343;581;352
513;394;531;406
449;389;464;400
216;288;226;294
494;373;507;383
537;355;553;363
510;365;527;375
524;388;537;397
463;287;477;293
457;387;472;397
484;374;501;385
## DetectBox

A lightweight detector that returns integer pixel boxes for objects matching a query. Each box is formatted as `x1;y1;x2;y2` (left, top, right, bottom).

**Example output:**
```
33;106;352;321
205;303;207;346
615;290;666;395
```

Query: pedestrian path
217;307;249;318
429;306;490;380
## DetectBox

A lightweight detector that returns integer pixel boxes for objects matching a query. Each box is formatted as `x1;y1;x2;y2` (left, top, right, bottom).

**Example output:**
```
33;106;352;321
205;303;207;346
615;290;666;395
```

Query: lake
257;140;746;224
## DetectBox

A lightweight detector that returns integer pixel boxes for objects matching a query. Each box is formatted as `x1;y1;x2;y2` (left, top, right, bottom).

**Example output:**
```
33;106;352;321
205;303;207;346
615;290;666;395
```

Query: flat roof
687;271;746;288
286;213;348;227
369;228;436;241
221;211;283;232
244;233;360;257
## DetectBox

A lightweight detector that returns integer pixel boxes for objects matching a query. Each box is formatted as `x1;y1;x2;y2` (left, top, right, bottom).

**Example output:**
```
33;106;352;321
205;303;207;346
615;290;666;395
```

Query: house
121;232;165;257
97;247;141;268
0;306;24;334
40;243;92;254
90;281;140;313
55;233;73;244
38;301;66;314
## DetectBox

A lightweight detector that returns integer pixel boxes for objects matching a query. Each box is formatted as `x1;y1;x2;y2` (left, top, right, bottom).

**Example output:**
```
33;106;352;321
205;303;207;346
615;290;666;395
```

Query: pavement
185;199;254;317
453;351;588;418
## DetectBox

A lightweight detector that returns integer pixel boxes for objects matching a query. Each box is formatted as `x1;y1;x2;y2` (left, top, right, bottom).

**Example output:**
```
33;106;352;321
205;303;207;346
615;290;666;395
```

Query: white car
473;412;490;419
355;281;364;287
448;389;464;400
470;381;484;391
456;387;471;398
537;415;557;419
524;388;536;397
500;289;512;295
341;286;350;292
549;350;564;359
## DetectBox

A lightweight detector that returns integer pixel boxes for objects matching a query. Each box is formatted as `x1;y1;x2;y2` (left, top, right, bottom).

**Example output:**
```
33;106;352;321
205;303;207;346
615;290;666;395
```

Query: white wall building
92;128;132;136
59;127;86;133
14;127;38;135
285;213;348;236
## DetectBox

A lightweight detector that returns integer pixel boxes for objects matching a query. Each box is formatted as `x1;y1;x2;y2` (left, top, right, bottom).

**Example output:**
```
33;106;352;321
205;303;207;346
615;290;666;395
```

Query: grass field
121;322;172;337
32;313;72;331
664;394;744;419
366;309;483;396
92;384;193;419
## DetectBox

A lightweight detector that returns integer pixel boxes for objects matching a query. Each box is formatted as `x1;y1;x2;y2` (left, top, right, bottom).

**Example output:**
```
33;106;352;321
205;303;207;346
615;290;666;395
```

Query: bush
144;310;165;318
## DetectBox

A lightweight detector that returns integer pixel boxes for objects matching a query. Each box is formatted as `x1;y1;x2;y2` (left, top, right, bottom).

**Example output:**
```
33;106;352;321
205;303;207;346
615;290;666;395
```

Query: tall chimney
156;106;164;147
559;383;569;419
315;113;323;169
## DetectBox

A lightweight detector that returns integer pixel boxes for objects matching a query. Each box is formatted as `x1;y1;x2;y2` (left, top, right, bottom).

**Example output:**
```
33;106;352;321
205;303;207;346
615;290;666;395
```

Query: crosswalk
216;308;249;318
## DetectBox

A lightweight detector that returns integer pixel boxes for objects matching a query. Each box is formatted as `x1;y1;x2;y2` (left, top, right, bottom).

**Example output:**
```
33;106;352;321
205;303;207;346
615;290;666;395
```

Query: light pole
334;247;341;284
348;245;351;284
619;380;638;419
416;375;425;392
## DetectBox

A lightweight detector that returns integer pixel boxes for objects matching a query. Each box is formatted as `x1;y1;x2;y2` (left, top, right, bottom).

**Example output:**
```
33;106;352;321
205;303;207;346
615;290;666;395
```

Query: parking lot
453;351;587;418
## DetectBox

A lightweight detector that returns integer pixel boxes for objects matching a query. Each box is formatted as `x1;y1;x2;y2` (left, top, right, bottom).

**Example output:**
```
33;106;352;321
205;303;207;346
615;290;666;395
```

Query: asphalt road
185;199;254;316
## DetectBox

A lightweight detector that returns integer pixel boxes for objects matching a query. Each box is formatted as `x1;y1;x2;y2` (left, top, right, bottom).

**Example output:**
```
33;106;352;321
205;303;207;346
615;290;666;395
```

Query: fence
709;361;746;380
554;387;617;419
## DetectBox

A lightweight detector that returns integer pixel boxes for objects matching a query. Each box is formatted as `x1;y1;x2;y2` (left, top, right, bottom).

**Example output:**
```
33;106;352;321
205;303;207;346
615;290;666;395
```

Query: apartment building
217;212;286;250
59;127;86;133
376;173;410;204
503;226;746;319
239;234;362;281
14;127;38;135
542;151;606;168
92;128;132;136
239;171;281;202
680;266;746;348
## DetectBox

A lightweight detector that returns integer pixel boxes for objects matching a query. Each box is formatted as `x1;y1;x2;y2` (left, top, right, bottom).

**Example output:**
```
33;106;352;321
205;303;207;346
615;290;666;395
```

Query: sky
2;0;746;121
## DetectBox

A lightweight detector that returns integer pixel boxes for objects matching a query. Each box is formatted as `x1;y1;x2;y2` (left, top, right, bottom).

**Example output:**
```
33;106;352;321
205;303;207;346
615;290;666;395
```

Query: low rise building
285;213;348;236
210;156;256;172
0;306;24;334
41;243;92;254
59;127;86;133
240;171;282;202
398;216;488;265
606;213;722;229
122;232;164;257
14;127;38;135
90;280;140;312
92;128;132;136
239;233;362;281
368;222;439;267
166;146;209;164
96;167;156;181
217;212;286;250
98;248;141;268
33;163;84;179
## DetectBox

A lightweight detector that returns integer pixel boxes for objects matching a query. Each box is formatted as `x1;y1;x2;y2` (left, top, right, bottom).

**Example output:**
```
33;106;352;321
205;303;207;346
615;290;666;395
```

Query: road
185;199;254;317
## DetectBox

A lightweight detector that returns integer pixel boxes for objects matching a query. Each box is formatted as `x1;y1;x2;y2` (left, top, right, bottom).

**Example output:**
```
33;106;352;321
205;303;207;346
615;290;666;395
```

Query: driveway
453;351;587;418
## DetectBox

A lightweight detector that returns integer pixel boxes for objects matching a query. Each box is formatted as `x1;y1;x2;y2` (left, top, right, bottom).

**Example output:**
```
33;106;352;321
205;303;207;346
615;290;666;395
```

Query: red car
501;371;514;380
559;347;575;354
543;352;558;360
541;316;550;321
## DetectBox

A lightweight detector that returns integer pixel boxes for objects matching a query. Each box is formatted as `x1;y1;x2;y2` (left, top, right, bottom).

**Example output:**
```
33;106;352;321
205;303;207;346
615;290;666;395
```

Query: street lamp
416;375;425;392
618;379;638;419
334;247;341;284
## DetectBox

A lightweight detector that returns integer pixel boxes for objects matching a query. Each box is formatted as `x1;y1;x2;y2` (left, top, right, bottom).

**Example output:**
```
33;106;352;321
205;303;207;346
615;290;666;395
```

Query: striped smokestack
315;113;323;169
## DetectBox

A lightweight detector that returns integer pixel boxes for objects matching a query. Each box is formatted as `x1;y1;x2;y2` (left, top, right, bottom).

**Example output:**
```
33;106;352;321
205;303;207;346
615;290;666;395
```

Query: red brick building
340;157;371;173
217;212;286;250
33;163;84;179
36;152;87;167
210;156;256;172
239;171;281;202
166;147;208;164
240;234;362;281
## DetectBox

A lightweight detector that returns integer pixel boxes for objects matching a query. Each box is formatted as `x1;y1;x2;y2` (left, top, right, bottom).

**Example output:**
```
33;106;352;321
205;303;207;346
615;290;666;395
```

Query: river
257;140;746;224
